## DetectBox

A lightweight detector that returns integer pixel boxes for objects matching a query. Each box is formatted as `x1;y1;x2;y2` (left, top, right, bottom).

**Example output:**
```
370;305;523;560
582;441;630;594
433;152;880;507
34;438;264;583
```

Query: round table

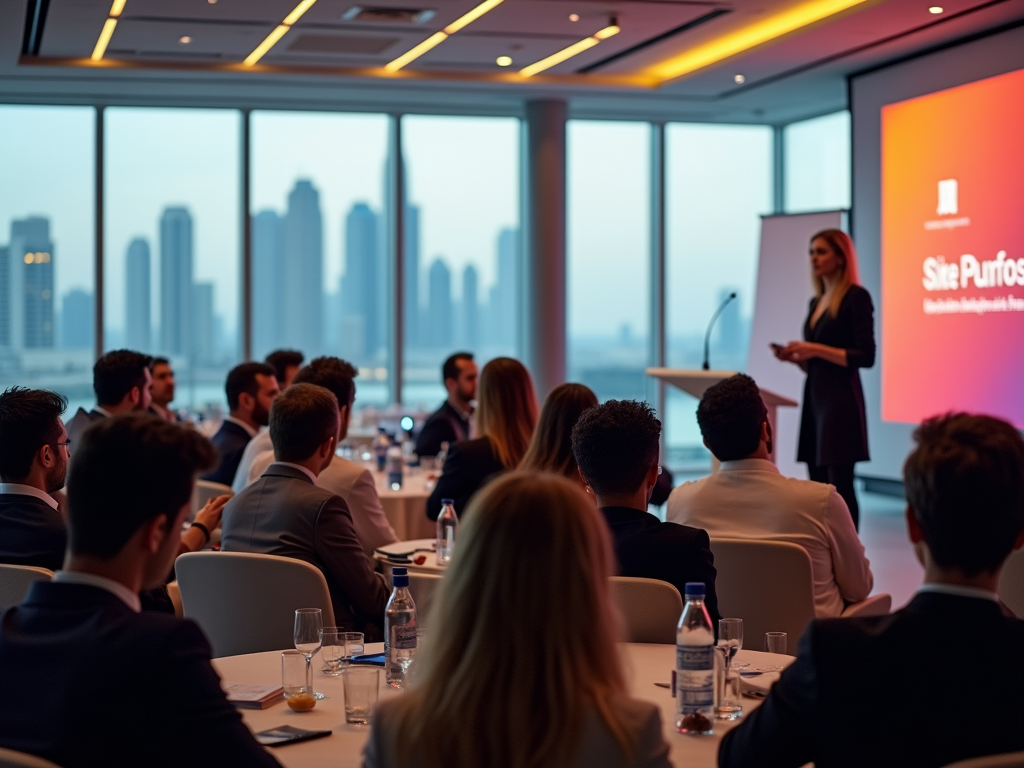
212;643;793;768
373;472;435;541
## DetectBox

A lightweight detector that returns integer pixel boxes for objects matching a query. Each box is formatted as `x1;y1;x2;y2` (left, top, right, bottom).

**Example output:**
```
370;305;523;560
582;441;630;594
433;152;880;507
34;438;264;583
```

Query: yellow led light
282;0;318;26
496;55;512;66
443;0;505;34
646;0;872;82
91;17;118;60
109;0;127;17
243;24;290;66
385;31;448;72
519;22;618;78
594;24;620;40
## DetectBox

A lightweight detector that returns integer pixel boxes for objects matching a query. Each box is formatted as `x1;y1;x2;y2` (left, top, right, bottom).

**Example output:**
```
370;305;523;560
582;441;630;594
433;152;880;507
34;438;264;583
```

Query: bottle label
676;645;714;712
392;625;417;651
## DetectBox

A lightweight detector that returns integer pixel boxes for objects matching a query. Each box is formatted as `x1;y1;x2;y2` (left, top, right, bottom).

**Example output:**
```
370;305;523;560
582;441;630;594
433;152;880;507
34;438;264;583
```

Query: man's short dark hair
292;356;358;408
442;352;474;383
150;357;170;370
696;374;768;462
571;400;661;497
265;349;305;385
66;414;217;559
225;362;276;410
0;387;67;481
904;413;1024;576
269;383;340;463
93;350;152;406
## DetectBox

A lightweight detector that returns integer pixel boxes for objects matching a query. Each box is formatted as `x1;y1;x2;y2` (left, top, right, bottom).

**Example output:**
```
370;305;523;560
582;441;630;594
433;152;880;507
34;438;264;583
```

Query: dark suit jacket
203;419;254;486
415;401;471;459
720;591;1024;768
797;284;875;466
220;463;389;633
63;407;105;453
600;506;721;625
0;494;66;572
426;436;505;521
0;582;281;768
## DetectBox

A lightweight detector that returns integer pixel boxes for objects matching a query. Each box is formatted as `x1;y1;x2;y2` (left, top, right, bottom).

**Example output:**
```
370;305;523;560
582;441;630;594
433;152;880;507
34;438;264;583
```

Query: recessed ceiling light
179;35;192;44
569;13;580;21
928;5;943;12
496;55;512;66
208;0;217;3
734;73;746;84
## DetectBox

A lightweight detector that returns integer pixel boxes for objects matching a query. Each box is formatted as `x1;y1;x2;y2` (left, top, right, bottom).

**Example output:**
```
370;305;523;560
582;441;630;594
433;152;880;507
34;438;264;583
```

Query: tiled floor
858;490;924;609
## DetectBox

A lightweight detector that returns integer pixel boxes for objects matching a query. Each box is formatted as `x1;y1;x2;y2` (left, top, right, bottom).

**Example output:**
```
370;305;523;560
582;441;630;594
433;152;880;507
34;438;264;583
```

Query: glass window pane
0;106;95;414
104;108;240;418
567;120;650;402
784;111;851;213
251;111;391;411
400;115;520;408
666;124;773;471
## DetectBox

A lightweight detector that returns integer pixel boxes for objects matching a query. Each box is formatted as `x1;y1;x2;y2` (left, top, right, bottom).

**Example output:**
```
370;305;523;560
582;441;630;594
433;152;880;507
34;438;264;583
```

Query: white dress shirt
52;571;142;612
667;458;873;617
915;583;1000;602
223;415;258;439
231;429;272;493
0;483;58;509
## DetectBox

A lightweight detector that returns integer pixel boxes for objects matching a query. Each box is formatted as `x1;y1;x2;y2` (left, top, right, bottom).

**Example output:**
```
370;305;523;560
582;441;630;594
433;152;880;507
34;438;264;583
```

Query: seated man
148;357;180;422
0;414;280;768
246;357;398;556
265;348;304;389
221;383;389;636
571;399;720;623
667;373;872;617
203;362;279;486
415;351;476;459
720;413;1024;768
64;349;152;449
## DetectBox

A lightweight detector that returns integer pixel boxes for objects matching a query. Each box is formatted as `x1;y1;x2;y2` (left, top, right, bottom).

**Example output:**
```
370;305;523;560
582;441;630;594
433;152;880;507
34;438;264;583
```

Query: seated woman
519;382;598;493
426;357;538;520
364;472;672;768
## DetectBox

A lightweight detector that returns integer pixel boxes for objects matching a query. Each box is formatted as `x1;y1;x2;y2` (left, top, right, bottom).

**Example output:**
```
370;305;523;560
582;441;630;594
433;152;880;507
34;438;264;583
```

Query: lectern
646;368;798;468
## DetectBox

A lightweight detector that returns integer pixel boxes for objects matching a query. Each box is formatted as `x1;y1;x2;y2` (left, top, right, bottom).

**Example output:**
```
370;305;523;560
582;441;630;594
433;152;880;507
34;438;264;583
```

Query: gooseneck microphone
702;292;737;370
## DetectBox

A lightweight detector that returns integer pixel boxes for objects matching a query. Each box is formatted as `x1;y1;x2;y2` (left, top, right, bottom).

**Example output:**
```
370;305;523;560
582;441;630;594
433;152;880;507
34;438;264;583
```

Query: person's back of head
519;383;598;480
476;357;538;469
268;383;340;465
389;472;632;768
904;413;1024;579
292;356;357;408
93;349;152;409
0;387;67;488
265;349;305;388
572;399;661;499
225;361;277;416
696;374;768;462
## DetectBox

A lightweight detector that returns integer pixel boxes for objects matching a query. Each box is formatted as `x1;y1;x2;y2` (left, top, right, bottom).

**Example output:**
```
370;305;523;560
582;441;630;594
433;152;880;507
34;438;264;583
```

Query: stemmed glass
715;618;744;720
294;608;325;699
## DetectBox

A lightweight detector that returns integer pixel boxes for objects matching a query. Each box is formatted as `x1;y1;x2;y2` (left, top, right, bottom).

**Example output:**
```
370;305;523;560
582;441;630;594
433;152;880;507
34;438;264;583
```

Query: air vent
288;34;399;55
341;6;436;24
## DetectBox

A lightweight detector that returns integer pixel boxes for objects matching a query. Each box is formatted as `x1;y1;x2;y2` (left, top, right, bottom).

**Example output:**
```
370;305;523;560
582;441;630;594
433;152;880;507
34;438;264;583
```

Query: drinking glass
342;667;380;725
321;627;344;676
759;632;787;671
282;650;315;710
343;631;364;668
715;618;743;720
294;608;325;698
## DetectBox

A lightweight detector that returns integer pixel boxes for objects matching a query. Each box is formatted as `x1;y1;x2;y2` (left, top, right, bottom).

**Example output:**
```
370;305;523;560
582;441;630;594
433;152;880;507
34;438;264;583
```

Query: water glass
714;648;743;720
343;632;365;667
282;650;315;710
342;666;380;725
759;632;787;671
321;628;344;676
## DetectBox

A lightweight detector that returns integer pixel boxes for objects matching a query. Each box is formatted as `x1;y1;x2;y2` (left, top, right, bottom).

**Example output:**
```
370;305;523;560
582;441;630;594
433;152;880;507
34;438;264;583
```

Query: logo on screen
937;179;958;215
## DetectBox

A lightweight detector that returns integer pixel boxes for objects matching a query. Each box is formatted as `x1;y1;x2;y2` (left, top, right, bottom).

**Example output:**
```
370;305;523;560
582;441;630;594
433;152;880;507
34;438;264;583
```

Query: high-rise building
403;203;420;346
125;237;150;352
159;207;193;356
192;282;215;365
8;217;55;349
252;210;284;357
61;289;93;350
0;245;9;349
427;258;452;349
340;202;378;362
461;264;479;350
488;227;518;349
283;180;323;356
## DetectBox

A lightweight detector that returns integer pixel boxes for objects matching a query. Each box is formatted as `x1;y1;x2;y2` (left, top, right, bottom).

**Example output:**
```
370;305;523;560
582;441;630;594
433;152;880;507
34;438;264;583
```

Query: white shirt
231;429;272;493
667;458;874;617
52;571;141;612
916;583;1000;602
223;415;258;439
0;483;58;509
269;461;319;485
94;406;114;418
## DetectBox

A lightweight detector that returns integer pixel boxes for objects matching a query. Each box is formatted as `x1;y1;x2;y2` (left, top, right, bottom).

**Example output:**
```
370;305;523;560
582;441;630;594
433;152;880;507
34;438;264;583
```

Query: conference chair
0;565;53;611
408;572;443;628
175;552;335;658
0;748;63;768
166;580;183;617
610;577;683;644
998;548;1024;619
944;752;1024;768
190;479;233;522
709;538;892;647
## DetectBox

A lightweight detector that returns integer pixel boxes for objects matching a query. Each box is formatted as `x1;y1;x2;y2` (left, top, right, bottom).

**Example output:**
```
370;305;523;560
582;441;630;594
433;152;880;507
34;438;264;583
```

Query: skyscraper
404;203;421;346
9;217;55;349
283;180;323;356
340;202;378;361
252;210;284;357
0;244;9;349
61;289;93;350
461;264;479;350
488;227;518;350
192;282;215;365
427;258;452;349
125;237;150;352
159;207;193;356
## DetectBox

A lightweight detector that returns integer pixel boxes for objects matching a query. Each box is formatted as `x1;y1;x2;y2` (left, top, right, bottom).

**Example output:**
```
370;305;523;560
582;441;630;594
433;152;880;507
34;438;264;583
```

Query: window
400;115;520;410
567;120;650;403
665;124;773;470
785;111;851;213
104;108;240;417
0;106;95;414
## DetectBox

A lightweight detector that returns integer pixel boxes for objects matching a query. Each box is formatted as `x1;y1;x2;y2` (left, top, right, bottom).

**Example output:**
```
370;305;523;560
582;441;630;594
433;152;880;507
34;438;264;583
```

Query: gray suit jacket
220;463;389;634
64;408;105;454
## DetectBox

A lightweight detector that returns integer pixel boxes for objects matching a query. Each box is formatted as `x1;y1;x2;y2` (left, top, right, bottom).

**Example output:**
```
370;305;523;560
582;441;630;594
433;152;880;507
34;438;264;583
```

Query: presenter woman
774;229;875;530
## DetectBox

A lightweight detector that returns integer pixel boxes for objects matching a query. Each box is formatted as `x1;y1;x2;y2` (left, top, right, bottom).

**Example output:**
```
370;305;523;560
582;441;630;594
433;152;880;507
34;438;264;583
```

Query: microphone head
729;292;737;299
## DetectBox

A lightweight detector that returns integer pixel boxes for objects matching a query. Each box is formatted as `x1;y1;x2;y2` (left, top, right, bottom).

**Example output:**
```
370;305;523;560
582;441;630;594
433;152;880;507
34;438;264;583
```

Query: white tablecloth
212;643;793;768
373;472;435;541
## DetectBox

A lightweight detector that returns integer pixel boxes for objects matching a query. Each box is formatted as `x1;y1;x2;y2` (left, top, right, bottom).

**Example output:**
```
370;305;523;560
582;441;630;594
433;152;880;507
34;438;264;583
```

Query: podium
646;368;798;469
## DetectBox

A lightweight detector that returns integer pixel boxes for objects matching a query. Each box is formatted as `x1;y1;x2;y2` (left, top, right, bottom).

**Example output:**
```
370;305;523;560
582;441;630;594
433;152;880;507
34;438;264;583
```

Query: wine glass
715;619;744;720
294;608;325;698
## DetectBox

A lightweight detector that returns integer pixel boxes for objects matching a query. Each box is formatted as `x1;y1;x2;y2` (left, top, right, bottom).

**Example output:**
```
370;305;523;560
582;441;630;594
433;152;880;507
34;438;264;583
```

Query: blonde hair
519;382;598;482
811;229;861;318
475;357;538;469
390;472;634;768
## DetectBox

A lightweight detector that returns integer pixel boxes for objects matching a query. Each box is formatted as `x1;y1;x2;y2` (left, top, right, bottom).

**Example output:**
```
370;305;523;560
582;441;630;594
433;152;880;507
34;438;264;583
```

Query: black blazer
203;420;254;486
600;506;721;625
426;436;505;521
415;401;471;459
0;582;281;768
0;494;65;572
720;591;1024;768
797;284;875;466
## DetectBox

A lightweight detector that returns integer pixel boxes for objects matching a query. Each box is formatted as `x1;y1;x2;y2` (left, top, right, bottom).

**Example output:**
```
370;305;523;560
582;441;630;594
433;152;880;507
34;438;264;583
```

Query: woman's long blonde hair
476;357;538;469
811;228;861;318
390;472;634;768
519;382;598;482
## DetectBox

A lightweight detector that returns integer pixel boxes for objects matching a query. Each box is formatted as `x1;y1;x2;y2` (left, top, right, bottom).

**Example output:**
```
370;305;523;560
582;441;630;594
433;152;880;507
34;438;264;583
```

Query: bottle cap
684;582;705;598
393;567;409;588
441;498;454;505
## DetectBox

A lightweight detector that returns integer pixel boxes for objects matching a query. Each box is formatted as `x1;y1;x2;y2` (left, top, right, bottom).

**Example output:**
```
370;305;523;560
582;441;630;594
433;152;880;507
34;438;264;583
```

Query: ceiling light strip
384;0;506;73
519;23;620;78
90;0;127;61
242;0;319;67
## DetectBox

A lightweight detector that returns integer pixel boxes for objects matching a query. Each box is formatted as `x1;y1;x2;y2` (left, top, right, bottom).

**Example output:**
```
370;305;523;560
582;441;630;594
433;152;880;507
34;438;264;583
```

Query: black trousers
807;463;859;531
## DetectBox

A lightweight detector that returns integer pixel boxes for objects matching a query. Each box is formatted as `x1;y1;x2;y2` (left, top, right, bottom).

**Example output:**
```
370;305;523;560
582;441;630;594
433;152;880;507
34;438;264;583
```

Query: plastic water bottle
384;567;417;689
373;428;390;472
435;498;458;566
386;445;404;490
676;582;715;735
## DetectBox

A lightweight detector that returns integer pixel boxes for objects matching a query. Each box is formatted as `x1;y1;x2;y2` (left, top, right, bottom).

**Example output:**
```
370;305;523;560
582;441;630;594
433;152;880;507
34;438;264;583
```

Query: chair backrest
190;479;233;522
408;572;443;628
945;752;1024;768
0;565;54;611
709;538;816;648
175;551;334;658
0;748;63;768
610;577;683;644
999;548;1024;619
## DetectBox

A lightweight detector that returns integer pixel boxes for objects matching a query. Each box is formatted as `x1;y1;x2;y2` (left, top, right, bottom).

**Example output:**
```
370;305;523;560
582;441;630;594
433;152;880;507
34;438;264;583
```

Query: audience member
203;362;279;486
265;348;305;389
415;352;477;459
245;357;399;555
230;355;300;488
427;357;537;520
0;414;281;768
572;400;720;623
364;472;672;768
667;374;872;617
221;384;389;636
720;413;1024;768
64;349;152;448
148;357;180;422
519;382;598;490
